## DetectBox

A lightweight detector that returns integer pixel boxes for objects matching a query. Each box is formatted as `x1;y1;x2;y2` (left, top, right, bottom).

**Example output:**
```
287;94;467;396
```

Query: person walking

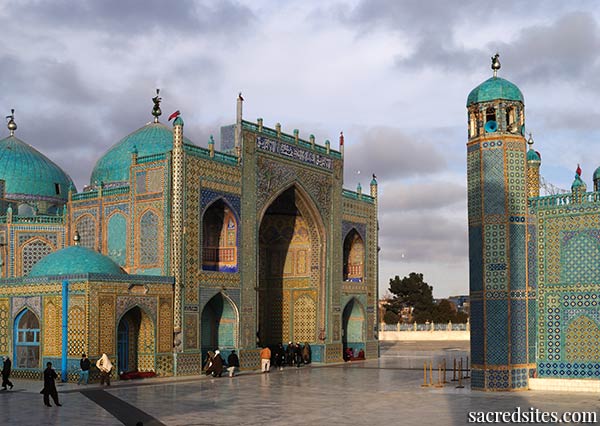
227;350;240;377
77;353;91;385
1;356;13;390
41;362;61;407
260;346;271;373
96;353;113;386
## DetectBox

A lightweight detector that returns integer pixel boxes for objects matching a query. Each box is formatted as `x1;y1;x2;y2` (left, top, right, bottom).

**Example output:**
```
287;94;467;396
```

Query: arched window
506;106;516;132
469;113;477;137
21;239;53;276
17;204;35;217
202;200;238;272
485;107;496;123
343;230;365;282
139;210;159;266
107;213;127;266
15;309;40;368
76;215;97;249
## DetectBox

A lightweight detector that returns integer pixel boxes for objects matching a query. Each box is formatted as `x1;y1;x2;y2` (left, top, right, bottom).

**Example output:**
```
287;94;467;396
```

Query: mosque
0;93;379;381
468;55;600;391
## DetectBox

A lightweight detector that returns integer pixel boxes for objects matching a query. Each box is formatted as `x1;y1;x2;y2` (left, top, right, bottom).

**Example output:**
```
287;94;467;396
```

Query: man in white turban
96;353;113;386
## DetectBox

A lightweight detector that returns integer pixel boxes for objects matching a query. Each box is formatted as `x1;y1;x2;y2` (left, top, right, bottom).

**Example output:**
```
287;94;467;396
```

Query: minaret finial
491;53;501;77
527;132;534;147
152;89;162;123
73;230;81;246
6;109;16;136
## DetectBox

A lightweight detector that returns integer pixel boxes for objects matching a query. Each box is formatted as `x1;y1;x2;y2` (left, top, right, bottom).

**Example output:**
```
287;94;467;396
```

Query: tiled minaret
466;54;535;390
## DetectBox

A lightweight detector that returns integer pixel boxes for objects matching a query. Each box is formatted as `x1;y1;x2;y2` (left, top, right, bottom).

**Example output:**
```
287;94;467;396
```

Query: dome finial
491;53;501;77
73;230;81;246
152;89;162;123
6;109;16;136
527;132;534;147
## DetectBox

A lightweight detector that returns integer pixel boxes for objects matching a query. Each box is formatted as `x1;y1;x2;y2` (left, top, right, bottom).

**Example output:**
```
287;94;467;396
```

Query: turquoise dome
571;175;586;191
90;122;194;185
29;245;126;277
594;167;600;181
0;135;75;202
527;149;541;162
467;77;524;107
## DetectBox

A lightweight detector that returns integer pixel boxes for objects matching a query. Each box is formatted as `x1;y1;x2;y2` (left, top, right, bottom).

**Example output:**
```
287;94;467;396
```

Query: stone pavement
2;341;599;425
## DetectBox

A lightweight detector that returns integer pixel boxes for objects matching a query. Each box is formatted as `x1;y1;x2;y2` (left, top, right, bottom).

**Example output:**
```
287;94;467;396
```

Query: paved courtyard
2;341;599;425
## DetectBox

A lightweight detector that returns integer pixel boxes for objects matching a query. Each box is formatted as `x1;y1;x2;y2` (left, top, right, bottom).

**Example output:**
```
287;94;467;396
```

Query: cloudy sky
1;0;599;298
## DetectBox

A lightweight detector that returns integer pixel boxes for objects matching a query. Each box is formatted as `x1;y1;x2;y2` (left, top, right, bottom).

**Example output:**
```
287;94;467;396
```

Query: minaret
171;104;185;353
235;92;243;161
526;134;541;198
466;54;534;391
370;174;378;200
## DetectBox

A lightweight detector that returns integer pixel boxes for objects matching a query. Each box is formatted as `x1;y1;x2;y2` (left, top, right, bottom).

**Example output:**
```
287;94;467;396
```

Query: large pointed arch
257;183;326;346
200;292;239;354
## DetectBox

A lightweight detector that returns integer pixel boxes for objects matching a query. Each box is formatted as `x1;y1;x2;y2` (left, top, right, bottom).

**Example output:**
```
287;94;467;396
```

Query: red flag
168;110;180;121
576;164;582;176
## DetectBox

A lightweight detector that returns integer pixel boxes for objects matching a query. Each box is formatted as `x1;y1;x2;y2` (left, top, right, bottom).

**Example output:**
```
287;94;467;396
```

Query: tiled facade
0;95;379;379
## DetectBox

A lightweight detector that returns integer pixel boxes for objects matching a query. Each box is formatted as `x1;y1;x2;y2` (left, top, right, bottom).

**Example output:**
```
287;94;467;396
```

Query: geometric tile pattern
21;239;53;276
483;147;505;215
484;224;507;291
486;299;508;365
565;315;600;362
560;230;600;285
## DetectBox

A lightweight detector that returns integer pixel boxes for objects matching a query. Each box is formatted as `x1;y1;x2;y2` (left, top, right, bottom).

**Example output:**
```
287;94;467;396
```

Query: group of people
204;349;240;377
261;342;312;372
343;347;365;362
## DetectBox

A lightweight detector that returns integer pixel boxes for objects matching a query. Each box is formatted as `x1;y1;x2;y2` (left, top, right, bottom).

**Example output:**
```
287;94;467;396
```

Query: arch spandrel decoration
256;156;331;221
12;296;42;319
116;296;157;323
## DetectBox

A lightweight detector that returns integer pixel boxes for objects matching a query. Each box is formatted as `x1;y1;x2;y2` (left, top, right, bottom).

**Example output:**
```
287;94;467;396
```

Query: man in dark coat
41;362;61;407
211;350;224;377
1;356;13;390
227;350;240;377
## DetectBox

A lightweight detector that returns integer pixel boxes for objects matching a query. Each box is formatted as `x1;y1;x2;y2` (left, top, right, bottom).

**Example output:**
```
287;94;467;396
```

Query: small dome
29;245;126;277
571;175;587;191
0;135;75;203
594;167;600;181
90;122;194;185
467;77;524;107
527;149;541;162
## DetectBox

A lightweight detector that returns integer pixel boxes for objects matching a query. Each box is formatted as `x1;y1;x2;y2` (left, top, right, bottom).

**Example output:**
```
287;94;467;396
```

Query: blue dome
29;245;126;277
594;167;600;181
467;77;524;107
571;175;586;191
527;149;541;162
0;135;75;202
90;122;194;185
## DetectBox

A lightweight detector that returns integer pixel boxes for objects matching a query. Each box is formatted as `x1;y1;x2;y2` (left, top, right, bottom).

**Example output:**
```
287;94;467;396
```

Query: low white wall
529;378;600;393
379;330;470;341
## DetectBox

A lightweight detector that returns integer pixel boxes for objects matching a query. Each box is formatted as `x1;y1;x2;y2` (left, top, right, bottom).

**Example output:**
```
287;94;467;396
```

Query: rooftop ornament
73;230;81;246
527;133;534;147
6;109;16;136
491;53;501;77
152;89;162;123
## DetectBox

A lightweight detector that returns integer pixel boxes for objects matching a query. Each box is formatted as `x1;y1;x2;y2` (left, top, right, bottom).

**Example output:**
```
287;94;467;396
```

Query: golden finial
6;109;16;136
491;53;501;77
73;230;81;246
152;89;162;123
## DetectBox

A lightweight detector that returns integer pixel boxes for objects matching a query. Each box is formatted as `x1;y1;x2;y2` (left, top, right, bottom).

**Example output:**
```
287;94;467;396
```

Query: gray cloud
343;126;447;183
379;181;465;212
5;0;255;36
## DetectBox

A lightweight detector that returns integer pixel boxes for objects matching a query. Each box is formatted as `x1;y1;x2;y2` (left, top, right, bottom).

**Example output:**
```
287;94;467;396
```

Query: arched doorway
202;199;238;272
342;298;365;358
14;308;40;368
117;306;155;373
258;186;323;346
200;293;238;356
